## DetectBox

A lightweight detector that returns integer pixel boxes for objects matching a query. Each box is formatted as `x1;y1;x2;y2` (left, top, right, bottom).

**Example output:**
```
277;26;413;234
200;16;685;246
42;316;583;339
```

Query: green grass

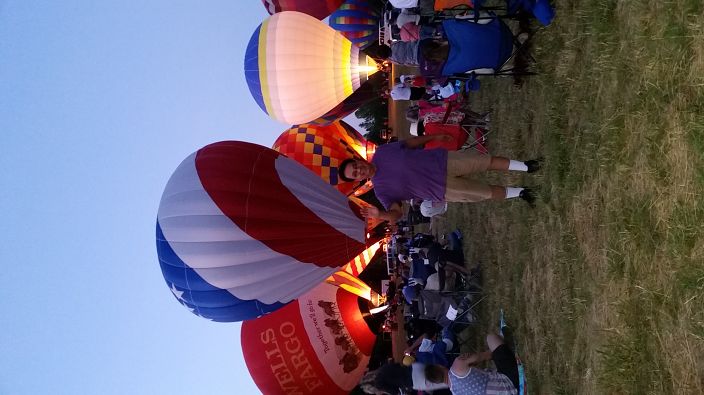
427;1;704;393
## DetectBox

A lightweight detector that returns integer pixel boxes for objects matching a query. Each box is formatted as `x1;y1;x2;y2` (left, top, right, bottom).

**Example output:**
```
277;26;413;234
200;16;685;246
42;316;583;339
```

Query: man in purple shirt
338;135;540;221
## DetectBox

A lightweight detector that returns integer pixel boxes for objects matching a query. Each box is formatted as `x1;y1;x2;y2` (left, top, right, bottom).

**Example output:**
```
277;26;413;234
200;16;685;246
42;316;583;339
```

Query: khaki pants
444;151;493;203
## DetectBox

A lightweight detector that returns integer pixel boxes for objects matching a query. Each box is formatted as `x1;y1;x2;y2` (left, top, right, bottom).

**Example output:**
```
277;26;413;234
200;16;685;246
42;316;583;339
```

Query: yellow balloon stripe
327;271;372;301
341;39;353;97
258;18;273;118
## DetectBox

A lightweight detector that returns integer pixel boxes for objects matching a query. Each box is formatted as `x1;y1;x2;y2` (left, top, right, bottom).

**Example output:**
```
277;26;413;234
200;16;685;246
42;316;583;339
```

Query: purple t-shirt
371;142;447;209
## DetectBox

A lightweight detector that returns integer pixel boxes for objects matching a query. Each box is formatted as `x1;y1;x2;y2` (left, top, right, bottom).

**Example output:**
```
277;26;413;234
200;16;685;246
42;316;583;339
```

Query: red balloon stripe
195;141;365;268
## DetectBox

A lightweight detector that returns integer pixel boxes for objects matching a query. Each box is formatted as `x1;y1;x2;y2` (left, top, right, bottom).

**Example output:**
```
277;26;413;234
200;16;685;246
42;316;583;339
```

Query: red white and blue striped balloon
156;141;367;322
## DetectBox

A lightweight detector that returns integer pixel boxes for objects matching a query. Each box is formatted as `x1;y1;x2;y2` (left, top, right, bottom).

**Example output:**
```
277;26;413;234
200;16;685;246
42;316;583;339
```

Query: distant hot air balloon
272;120;374;196
260;0;345;19
156;141;369;322
329;0;379;50
242;281;377;395
245;11;379;125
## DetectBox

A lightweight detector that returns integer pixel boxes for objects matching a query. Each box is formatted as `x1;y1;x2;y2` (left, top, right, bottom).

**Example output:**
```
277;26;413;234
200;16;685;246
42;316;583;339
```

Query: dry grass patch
659;104;698;206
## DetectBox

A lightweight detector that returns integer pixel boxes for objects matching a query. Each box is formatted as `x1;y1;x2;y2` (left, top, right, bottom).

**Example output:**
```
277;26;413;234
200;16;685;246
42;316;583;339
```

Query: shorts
446;151;491;175
443;151;493;203
492;344;520;390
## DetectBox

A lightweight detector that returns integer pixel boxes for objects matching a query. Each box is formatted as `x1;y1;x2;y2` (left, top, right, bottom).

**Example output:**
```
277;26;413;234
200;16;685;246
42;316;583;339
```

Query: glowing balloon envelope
260;0;345;19
244;11;379;125
242;282;377;395
329;0;380;50
156;141;368;322
272;120;371;196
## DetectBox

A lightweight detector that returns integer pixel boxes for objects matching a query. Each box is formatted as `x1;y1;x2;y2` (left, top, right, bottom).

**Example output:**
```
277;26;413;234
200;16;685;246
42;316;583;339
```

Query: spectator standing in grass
338;137;541;222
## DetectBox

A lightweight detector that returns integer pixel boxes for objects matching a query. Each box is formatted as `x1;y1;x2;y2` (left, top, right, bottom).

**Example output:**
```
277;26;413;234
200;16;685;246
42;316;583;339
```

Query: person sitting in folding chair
337;136;542;222
401;232;467;291
400;74;426;87
373;38;450;67
403;328;457;367
398;252;436;287
400;74;462;103
424;333;520;395
424;230;475;292
396;8;439;41
362;361;449;394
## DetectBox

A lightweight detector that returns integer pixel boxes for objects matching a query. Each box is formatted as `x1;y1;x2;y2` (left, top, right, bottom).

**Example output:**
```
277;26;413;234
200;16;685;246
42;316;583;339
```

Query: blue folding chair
419;14;537;85
441;16;515;75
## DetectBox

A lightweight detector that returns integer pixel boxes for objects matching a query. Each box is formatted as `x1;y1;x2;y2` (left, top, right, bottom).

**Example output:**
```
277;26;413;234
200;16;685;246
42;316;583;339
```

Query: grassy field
427;1;704;393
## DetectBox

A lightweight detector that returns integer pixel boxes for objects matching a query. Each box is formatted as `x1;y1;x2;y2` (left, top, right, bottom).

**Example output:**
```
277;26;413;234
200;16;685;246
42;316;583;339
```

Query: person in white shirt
390;80;428;101
390;0;436;15
389;0;418;8
396;8;421;27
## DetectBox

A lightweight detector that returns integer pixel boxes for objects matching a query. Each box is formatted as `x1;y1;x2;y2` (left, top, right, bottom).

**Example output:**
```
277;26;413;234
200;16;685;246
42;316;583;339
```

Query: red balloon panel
242;283;376;395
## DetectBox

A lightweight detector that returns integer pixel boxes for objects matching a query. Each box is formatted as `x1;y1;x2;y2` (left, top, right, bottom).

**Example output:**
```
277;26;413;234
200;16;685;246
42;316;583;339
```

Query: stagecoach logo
311;300;361;373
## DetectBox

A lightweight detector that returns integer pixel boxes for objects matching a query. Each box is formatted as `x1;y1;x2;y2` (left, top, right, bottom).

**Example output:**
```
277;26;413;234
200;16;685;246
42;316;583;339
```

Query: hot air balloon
329;0;379;50
241;281;377;395
260;0;345;19
244;11;379;125
156;141;369;322
272;120;374;196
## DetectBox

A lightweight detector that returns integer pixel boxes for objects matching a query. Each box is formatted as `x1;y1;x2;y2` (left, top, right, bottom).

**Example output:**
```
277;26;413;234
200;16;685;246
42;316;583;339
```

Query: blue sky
0;2;361;394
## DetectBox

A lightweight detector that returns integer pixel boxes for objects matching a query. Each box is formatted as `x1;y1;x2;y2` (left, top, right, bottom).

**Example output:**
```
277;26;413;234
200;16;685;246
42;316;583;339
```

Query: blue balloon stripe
244;24;267;114
156;221;286;321
158;261;220;291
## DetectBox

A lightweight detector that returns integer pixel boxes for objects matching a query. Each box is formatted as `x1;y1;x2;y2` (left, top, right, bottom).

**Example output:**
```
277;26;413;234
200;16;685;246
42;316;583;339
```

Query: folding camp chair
422;100;491;154
416;289;480;328
444;14;536;76
416;13;539;87
424;259;483;294
447;293;485;331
